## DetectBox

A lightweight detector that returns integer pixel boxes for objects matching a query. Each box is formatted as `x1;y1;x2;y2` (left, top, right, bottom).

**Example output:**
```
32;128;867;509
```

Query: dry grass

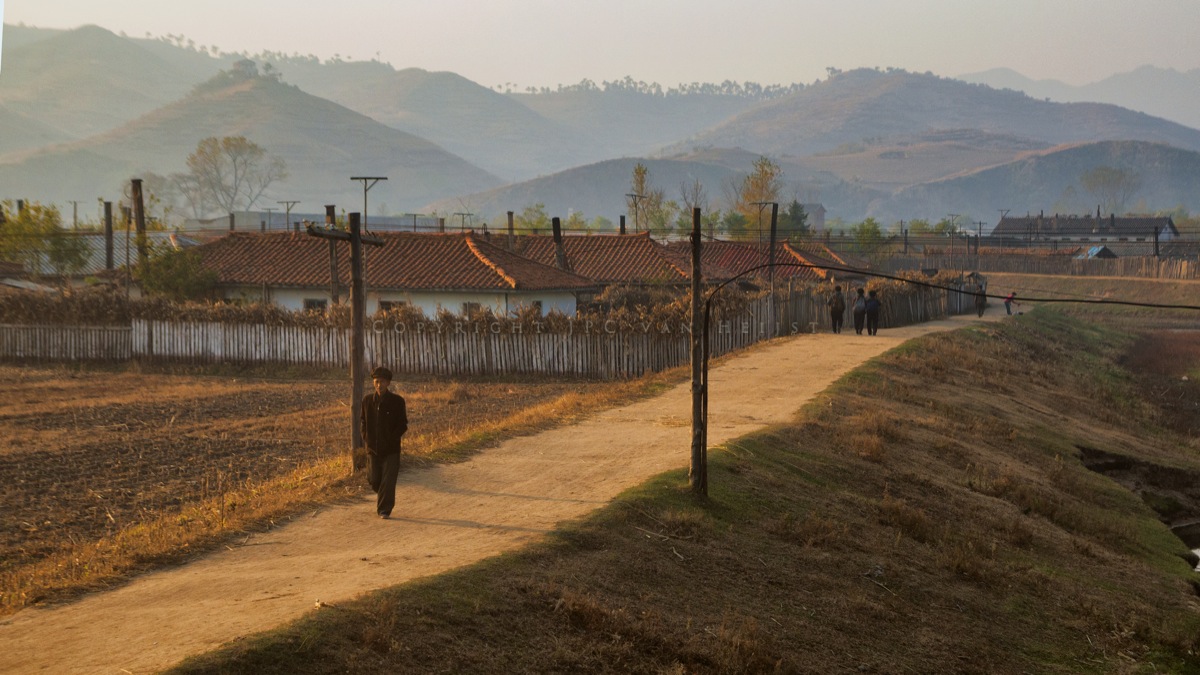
24;298;1200;673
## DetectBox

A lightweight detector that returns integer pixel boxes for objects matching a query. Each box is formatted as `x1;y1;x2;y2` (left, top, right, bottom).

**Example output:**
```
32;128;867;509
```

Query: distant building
991;212;1178;256
1075;245;1119;260
802;204;827;233
184;211;446;233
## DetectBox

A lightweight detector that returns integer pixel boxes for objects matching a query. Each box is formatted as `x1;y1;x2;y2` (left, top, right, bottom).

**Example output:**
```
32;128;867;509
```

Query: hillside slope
962;65;1200;133
878;140;1200;224
0;25;207;138
0;70;503;213
274;62;581;181
668;68;1200;159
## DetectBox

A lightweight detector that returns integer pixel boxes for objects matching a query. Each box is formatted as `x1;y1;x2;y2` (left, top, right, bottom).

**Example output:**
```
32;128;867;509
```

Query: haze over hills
0;25;209;138
2;23;1200;229
271;60;583;181
662;68;1200;159
876;140;1200;227
0;104;70;155
0;68;503;214
961;66;1200;133
513;82;766;164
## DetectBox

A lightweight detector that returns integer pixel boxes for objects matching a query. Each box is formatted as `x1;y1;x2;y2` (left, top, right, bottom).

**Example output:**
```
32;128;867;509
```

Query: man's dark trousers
368;452;400;517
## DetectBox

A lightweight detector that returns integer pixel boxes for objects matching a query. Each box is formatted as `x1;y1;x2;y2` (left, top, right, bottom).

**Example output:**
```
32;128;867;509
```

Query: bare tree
174;136;287;217
679;177;709;214
1081;166;1141;216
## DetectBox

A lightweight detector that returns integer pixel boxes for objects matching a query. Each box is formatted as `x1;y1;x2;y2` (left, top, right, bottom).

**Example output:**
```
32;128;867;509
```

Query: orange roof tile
662;240;827;282
195;232;596;292
514;232;689;285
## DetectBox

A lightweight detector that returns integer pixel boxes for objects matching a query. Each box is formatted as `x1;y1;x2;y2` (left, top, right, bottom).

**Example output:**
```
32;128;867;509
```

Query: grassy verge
985;272;1200;327
170;307;1200;674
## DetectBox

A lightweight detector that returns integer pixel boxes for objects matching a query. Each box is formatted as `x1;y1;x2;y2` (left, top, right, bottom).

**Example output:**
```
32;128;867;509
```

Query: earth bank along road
0;315;992;673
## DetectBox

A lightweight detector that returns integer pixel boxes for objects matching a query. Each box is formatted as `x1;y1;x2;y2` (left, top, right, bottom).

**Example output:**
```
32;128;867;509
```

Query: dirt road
0;316;991;673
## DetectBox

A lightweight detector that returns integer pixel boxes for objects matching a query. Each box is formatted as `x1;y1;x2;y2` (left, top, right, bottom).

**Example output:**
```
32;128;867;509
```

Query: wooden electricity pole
306;212;384;469
130;178;149;265
689;207;707;495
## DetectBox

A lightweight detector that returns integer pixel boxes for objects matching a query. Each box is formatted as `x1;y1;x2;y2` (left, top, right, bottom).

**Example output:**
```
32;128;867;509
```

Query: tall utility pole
131;178;149;265
625;193;645;233
454;212;474;232
306;212;384;468
947;213;960;272
689;207;706;495
262;207;277;232
753;201;773;245
768;202;779;336
351;176;387;232
70;201;79;229
278;200;300;232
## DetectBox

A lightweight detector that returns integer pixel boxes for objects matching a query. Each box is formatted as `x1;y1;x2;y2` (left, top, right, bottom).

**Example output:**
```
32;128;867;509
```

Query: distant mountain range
960;66;1200;132
2;23;1200;229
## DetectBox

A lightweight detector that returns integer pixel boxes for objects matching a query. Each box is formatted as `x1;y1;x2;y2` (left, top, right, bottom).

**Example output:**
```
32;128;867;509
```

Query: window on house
462;302;481;316
303;298;328;312
378;300;408;313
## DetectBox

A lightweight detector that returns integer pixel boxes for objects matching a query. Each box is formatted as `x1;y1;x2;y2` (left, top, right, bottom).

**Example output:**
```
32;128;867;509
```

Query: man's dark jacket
361;391;408;455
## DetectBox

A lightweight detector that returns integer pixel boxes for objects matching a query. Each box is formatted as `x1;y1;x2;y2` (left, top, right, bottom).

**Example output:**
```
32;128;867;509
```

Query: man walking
828;285;846;334
864;290;882;336
361;366;408;519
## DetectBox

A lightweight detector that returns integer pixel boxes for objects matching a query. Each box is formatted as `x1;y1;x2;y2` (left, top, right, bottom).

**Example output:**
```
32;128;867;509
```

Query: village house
193;231;597;316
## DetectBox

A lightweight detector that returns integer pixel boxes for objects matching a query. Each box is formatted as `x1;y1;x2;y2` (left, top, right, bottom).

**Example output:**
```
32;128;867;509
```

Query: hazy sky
5;0;1200;88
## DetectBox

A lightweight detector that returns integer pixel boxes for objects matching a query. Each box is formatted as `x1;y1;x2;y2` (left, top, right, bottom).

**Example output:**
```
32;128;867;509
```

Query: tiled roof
661;240;827;282
992;215;1178;239
790;242;869;271
513;232;689;285
195;231;596;292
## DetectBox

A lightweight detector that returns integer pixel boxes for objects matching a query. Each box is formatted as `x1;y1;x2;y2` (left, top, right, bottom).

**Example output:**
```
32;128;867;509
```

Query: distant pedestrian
1003;292;1020;316
852;288;867;335
361;366;408;519
865;290;882;336
974;284;987;317
828;285;846;334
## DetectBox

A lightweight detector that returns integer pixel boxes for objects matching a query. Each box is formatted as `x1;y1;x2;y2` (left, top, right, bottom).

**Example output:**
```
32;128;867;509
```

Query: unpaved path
0;315;993;673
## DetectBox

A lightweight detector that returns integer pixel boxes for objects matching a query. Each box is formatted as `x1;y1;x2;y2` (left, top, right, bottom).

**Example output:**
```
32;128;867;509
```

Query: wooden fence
0;324;132;361
1;286;964;378
881;254;1198;280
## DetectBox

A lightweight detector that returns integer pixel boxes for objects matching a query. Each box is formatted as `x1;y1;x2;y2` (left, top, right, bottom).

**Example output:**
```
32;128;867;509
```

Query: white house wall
220;285;577;316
